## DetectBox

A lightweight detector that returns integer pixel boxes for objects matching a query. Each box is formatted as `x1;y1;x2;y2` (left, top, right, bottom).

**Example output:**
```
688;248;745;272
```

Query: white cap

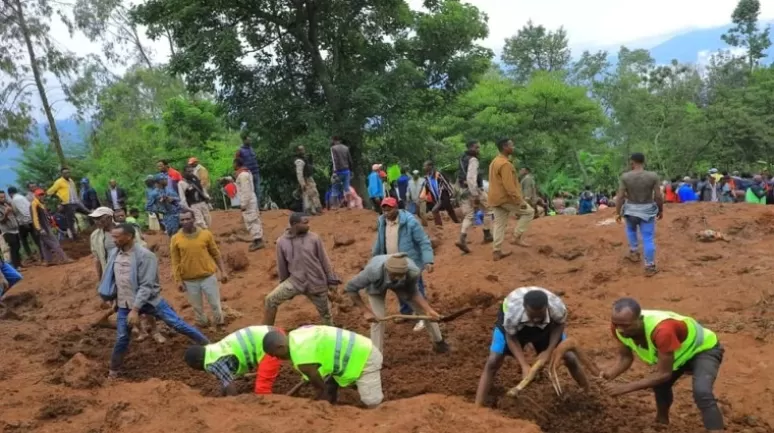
88;207;114;218
709;168;718;174
412;170;419;175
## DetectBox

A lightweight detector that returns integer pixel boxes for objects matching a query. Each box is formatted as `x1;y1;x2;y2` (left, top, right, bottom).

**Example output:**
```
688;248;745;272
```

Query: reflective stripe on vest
235;327;259;371
333;328;357;376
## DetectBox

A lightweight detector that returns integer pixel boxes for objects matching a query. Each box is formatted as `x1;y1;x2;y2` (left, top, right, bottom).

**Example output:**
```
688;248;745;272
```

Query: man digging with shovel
345;253;450;354
475;287;589;406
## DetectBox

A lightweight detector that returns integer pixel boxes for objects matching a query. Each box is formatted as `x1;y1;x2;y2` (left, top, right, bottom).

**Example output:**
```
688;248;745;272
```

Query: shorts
489;326;566;357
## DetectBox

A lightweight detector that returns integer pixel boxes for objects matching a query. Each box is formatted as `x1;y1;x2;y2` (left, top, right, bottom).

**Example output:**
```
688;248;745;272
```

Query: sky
30;0;774;120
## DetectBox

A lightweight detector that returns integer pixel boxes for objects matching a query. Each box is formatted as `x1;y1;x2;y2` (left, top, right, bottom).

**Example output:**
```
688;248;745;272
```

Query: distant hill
0;119;89;189
609;21;774;66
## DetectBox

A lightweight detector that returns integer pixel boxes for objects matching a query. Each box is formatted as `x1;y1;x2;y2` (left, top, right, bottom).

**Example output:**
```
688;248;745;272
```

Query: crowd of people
0;136;738;433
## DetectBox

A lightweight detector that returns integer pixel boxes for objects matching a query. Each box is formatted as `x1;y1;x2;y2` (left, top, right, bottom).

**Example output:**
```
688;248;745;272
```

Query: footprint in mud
2;291;41;311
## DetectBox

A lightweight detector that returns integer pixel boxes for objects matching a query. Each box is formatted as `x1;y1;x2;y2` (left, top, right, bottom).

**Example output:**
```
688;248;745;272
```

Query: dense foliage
3;0;774;206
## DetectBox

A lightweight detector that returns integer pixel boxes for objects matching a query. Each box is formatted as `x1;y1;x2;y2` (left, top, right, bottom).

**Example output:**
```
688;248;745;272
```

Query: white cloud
34;0;774;119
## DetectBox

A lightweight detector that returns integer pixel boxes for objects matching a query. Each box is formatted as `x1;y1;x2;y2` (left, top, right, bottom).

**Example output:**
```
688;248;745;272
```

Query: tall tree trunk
131;25;153;68
13;0;66;167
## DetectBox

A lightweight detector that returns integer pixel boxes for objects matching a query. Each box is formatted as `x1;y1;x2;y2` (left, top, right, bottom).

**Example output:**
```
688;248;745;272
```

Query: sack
1;262;23;295
97;278;117;302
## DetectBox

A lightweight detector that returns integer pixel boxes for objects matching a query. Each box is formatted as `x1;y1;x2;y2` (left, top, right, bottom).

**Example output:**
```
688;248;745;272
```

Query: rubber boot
482;229;493;244
455;233;471;254
248;238;265;251
433;339;450;354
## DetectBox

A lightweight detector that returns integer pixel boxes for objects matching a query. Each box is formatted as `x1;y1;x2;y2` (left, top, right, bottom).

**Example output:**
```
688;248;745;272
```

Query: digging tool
506;358;545;397
287;380;308;396
376;306;475;323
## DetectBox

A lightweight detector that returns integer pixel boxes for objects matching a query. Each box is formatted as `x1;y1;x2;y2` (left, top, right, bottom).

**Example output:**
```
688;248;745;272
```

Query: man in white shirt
474;286;589;406
8;187;39;261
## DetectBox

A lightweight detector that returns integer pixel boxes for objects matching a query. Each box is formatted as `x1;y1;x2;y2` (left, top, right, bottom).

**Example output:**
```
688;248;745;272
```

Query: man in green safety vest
263;325;384;408
601;297;724;432
183;325;283;396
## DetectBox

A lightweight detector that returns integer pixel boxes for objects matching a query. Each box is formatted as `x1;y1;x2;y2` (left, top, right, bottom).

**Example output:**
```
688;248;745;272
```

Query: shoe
493;251;512;261
644;265;659;277
510;234;530;247
413;320;426;332
625;251;641;263
433;340;450;353
482;229;493;244
455;234;471;254
248;239;265;251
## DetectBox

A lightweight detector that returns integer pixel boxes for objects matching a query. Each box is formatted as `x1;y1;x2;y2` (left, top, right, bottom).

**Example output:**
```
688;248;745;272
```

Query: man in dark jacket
105;179;128;210
80;178;101;211
235;134;261;205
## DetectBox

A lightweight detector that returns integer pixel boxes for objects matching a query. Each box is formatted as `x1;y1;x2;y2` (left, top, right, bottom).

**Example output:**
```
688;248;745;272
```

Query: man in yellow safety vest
263;325;383;408
184;325;283;396
601;297;724;432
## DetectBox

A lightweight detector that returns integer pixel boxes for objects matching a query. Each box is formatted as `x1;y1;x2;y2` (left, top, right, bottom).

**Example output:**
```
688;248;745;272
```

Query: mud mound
225;251;249;272
60;232;94;260
58;352;104;389
5;204;774;433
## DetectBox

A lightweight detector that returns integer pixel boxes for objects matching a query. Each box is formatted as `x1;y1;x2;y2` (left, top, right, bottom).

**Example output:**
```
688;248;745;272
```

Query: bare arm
297;364;327;400
603;341;634;380
615;177;626;216
612;351;673;396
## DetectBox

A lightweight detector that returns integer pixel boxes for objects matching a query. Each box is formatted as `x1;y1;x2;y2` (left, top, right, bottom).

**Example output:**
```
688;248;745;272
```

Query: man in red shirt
157;159;183;184
602;297;724;432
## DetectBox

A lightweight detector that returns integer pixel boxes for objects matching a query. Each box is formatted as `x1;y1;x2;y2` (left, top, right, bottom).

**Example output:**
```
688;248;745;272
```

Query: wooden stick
506;359;545;397
287;380;308;396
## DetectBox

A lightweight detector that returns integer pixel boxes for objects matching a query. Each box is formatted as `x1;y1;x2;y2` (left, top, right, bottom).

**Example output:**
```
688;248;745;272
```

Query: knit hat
385;253;409;274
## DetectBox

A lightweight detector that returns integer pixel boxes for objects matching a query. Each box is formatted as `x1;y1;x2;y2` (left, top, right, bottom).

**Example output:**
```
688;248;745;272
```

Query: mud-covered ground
1;204;773;433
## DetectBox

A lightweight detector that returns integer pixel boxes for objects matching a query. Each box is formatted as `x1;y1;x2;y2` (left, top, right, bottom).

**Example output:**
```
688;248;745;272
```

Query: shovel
377;306;475;323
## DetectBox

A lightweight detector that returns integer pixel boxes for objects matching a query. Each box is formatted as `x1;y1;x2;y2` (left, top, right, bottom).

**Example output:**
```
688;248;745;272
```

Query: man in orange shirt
602;297;724;432
487;138;534;261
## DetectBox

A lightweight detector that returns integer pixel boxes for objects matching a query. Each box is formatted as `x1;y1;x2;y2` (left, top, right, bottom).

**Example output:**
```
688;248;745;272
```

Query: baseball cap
709;168;718;174
381;197;398;208
80;177;89;184
88;207;114;218
372;163;383;171
412;170;419;175
188;157;198;165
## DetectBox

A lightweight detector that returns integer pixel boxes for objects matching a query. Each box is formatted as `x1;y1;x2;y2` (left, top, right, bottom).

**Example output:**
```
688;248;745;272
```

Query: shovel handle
378;314;437;322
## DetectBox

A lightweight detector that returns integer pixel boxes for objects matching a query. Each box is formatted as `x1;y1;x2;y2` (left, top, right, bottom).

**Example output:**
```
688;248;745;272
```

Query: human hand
178;283;186;293
220;273;229;284
472;196;480;206
519;362;532;381
605;382;628;397
657;211;663;220
427;309;441;321
127;309;140;327
424;263;434;273
615;214;622;223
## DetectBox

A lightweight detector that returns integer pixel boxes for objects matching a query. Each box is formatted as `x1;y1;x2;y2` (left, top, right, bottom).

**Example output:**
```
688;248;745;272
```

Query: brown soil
2;204;774;433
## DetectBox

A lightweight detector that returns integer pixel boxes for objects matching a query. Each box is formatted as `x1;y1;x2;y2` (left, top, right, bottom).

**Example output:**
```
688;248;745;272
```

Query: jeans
332;170;351;197
110;299;209;371
624;215;656;266
2;232;22;268
399;275;427;315
653;345;724;430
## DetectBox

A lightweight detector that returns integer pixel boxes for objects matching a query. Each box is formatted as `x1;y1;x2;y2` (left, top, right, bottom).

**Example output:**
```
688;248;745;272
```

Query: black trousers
3;232;22;268
18;223;40;257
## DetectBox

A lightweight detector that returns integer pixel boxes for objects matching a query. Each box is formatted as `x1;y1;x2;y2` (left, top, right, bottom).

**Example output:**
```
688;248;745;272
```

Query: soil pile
2;204;774;433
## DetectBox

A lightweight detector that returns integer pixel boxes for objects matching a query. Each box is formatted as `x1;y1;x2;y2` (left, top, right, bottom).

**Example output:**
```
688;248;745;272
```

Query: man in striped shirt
475;286;589;406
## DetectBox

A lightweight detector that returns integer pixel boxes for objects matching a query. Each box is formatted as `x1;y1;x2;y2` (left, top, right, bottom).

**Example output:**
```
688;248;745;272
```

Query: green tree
721;0;771;70
133;0;492;201
0;0;82;165
501;20;571;83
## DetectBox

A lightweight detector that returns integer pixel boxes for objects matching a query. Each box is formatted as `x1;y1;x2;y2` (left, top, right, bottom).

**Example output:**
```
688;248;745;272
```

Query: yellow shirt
47;177;77;203
170;228;221;282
